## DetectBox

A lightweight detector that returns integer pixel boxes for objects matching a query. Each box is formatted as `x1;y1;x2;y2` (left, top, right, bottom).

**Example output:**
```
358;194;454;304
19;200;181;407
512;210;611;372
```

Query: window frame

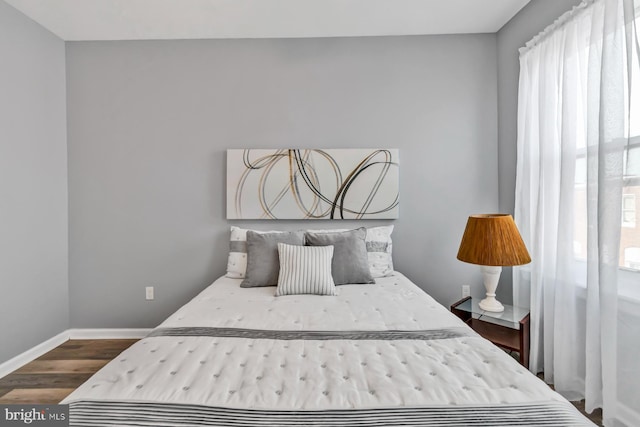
622;193;636;228
573;136;640;273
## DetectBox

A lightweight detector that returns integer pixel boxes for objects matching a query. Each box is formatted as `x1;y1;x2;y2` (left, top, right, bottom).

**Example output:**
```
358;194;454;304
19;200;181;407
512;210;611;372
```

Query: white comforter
63;273;593;426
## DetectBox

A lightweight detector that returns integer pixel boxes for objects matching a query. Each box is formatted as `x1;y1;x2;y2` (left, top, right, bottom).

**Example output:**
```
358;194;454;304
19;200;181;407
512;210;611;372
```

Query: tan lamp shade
457;214;531;267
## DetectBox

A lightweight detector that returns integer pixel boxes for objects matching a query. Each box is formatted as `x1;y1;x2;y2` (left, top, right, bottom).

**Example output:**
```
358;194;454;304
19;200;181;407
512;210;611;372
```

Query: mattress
62;273;594;426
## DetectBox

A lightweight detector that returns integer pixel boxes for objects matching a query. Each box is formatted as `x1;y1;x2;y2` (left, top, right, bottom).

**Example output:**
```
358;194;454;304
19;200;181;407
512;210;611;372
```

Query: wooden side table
451;297;530;369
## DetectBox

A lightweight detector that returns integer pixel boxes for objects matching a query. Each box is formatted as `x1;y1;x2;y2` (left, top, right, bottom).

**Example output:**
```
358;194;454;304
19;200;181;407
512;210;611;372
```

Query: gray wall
67;35;499;328
0;0;585;348
0;2;68;363
495;0;581;303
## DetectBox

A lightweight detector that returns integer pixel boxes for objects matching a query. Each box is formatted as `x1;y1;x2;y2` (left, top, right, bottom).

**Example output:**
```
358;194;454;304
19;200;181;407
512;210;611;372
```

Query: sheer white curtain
515;0;640;426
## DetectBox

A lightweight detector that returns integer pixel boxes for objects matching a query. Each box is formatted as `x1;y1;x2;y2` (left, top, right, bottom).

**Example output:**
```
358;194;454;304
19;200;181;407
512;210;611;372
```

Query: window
620;120;640;270
625;247;640;270
572;12;640;272
622;194;637;228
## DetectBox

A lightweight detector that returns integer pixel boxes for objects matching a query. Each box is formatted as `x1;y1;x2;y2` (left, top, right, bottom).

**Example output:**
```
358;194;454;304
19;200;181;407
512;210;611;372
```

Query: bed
63;226;594;426
62;271;594;426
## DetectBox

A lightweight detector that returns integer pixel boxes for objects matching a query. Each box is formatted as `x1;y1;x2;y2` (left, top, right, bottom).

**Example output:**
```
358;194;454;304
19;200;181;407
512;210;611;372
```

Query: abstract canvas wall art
227;149;399;219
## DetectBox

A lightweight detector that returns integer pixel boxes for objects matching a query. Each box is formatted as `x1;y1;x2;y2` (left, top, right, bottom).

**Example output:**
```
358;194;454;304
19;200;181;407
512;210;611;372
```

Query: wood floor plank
572;399;604;425
15;359;109;374
0;373;93;389
37;339;137;360
0;388;10;398
0;388;75;404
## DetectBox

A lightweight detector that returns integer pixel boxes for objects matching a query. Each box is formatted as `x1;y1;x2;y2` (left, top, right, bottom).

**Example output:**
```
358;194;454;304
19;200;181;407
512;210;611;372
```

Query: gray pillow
240;230;305;288
304;228;375;285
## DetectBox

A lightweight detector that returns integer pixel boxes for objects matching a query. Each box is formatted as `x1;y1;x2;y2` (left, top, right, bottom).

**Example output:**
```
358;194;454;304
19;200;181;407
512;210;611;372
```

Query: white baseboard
68;328;152;339
0;328;152;379
0;331;70;379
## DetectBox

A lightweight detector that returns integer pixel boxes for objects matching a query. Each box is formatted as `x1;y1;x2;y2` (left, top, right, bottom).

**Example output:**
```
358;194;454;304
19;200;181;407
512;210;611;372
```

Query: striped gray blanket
70;401;590;426
146;326;477;341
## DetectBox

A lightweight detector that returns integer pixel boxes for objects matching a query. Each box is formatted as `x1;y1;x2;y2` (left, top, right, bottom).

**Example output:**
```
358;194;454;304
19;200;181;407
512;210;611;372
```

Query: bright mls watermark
2;405;68;426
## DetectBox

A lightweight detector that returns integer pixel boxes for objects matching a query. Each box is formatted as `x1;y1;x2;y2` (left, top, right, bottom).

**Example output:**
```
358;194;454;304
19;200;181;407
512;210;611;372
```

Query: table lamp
456;214;531;312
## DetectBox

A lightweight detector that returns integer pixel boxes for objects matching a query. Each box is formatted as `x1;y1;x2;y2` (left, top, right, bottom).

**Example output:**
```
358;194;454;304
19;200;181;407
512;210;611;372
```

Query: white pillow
365;225;394;278
225;225;394;279
275;243;336;296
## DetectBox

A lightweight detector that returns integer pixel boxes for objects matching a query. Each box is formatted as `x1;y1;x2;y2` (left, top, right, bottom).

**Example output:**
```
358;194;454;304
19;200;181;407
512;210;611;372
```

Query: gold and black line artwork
227;149;399;220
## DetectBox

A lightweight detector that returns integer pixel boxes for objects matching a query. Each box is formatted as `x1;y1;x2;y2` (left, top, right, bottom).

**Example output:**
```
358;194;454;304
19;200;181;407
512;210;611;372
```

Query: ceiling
4;0;531;41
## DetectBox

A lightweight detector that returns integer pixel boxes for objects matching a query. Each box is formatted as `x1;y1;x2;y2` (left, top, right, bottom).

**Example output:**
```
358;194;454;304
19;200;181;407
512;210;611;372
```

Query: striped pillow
275;244;336;296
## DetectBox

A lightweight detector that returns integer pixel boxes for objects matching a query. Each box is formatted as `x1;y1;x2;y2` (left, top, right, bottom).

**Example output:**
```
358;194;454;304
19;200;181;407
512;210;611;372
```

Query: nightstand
451;296;530;368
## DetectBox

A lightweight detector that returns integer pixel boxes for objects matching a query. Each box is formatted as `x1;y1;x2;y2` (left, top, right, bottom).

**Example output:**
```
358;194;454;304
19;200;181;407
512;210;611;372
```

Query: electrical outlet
462;285;471;298
145;286;154;300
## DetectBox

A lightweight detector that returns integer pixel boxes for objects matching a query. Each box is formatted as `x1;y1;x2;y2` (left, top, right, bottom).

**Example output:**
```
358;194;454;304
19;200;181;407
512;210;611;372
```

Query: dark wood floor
0;339;137;404
0;340;603;426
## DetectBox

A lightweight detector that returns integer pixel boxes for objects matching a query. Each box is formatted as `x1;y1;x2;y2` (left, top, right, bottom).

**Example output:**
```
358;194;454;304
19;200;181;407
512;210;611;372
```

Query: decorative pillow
303;225;394;277
365;225;394;278
226;225;394;279
304;228;375;285
226;226;282;279
240;231;305;288
275;243;336;296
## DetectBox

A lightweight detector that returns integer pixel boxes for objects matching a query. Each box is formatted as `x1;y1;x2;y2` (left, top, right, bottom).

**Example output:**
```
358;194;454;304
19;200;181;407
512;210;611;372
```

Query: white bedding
63;273;593;426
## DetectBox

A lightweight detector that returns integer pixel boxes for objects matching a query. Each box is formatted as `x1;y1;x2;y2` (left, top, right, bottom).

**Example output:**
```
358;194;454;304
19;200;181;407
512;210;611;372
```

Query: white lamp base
478;265;504;312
